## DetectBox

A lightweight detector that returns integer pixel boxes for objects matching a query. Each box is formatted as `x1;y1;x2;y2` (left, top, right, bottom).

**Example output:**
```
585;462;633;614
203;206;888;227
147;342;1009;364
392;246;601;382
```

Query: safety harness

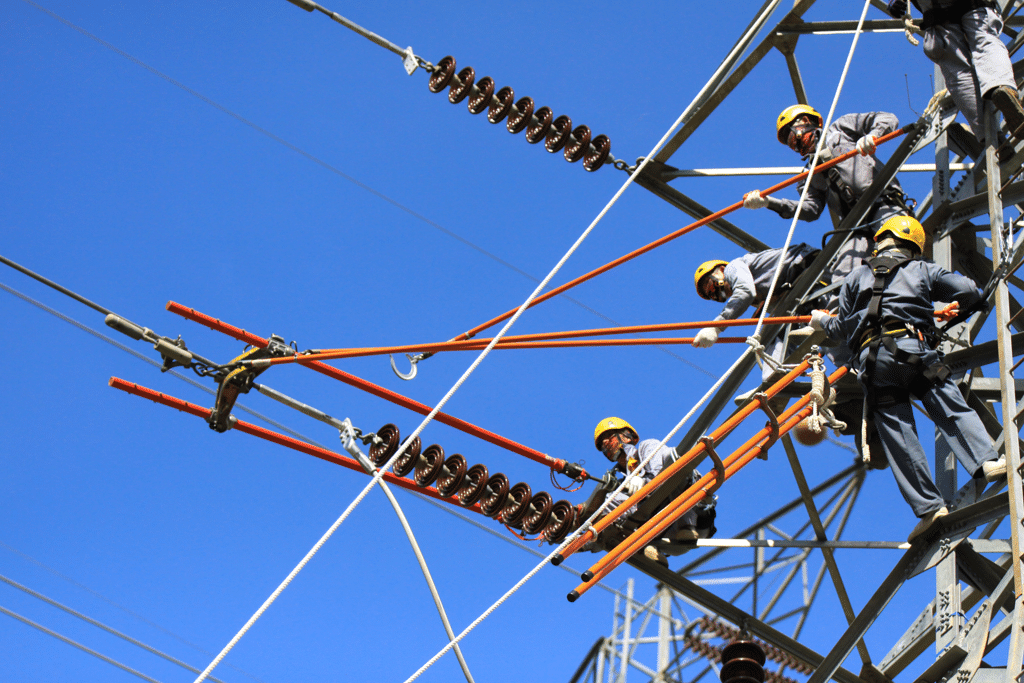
914;0;996;30
858;250;951;406
814;148;914;222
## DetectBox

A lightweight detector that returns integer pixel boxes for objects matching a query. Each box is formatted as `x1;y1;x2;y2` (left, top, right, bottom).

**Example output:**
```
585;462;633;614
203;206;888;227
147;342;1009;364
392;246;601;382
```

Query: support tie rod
0;253;223;375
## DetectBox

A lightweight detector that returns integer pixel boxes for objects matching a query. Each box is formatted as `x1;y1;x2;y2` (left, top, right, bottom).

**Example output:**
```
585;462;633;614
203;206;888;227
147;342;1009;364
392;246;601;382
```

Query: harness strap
918;0;996;29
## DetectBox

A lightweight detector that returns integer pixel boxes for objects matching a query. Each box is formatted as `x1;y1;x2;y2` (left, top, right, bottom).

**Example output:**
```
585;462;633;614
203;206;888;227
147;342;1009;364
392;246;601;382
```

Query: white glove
624;475;645;495
692;327;719;348
856;135;876;156
809;309;833;331
743;190;768;209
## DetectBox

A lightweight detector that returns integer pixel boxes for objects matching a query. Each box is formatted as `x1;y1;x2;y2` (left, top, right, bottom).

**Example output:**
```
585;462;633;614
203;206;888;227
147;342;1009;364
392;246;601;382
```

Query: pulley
720;641;766;683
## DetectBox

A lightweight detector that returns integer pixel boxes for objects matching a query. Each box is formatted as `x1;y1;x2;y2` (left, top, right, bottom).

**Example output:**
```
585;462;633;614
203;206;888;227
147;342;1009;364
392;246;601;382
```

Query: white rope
400;348;756;683
753;0;874;344
191;35;719;680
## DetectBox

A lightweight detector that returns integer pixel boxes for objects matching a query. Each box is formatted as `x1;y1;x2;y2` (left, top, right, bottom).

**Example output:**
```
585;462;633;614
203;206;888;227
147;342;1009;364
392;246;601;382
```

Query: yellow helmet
875;215;926;252
694;260;729;294
594;417;638;451
776;104;822;144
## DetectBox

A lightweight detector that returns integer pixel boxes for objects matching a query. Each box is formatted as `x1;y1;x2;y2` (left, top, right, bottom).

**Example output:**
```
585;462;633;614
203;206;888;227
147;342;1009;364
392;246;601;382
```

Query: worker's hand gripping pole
567;367;848;602
552;358;813;568
456;127;911;343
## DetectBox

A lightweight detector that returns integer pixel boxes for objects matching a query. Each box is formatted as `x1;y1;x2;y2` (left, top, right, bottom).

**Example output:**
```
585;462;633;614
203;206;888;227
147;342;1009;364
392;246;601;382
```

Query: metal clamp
753;392;780;460
698;436;727;494
389;352;430;380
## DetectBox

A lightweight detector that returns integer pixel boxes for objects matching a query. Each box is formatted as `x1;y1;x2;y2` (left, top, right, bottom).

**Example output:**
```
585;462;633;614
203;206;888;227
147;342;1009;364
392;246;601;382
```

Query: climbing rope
751;0;874;368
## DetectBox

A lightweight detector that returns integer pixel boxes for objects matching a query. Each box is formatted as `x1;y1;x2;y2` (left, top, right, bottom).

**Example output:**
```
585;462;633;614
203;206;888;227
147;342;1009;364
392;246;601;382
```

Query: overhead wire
10;1;873;677
191;23;716;674
403;3;877;676
0;604;164;683
0;573;227;683
0;541;270;683
17;0;716;380
753;0;874;343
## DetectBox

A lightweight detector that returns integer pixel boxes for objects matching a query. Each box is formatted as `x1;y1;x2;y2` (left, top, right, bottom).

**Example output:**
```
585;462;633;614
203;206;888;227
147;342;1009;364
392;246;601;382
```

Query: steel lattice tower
572;2;1024;682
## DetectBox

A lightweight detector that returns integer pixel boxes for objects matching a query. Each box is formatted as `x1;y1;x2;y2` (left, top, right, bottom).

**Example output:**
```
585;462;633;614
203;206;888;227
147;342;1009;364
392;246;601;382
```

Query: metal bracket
402;47;417;75
753;392;780;460
698;436;727;494
390;352;427;380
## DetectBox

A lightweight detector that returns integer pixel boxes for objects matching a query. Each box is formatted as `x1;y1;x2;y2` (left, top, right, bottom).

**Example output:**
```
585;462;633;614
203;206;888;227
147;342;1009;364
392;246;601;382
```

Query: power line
0;604;164;683
0;573;226;683
17;0;715;380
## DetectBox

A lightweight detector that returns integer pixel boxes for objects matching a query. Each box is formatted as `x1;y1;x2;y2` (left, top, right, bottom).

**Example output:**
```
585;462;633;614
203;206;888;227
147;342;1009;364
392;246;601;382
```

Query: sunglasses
700;276;726;301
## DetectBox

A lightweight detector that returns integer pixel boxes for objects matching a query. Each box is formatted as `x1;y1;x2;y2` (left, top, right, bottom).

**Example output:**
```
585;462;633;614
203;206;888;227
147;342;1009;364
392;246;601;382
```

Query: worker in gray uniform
886;0;1024;157
743;106;914;309
581;417;716;567
691;243;821;379
811;216;1005;542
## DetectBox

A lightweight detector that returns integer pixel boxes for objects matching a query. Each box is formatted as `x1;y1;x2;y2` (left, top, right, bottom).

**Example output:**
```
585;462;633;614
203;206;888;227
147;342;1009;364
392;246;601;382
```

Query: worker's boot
990;85;1024;141
907;506;948;543
982;457;1007;482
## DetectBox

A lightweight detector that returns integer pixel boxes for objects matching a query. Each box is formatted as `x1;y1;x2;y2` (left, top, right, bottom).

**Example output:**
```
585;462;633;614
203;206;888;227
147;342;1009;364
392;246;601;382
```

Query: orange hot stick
240;316;813;367
552;358;813;566
569;366;848;600
454;128;910;343
108;377;485;513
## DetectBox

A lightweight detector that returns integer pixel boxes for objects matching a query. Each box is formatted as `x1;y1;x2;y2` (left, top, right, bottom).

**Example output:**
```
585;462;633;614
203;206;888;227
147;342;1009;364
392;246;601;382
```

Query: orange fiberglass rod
452;127;910;343
108;377;485;514
239;316;813;367
163;301;584;478
567;366;848;602
552;357;814;568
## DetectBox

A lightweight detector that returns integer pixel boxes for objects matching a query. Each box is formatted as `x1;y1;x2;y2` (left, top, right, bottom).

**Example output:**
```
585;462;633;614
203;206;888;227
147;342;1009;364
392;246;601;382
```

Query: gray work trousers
922;7;1016;143
856;337;997;517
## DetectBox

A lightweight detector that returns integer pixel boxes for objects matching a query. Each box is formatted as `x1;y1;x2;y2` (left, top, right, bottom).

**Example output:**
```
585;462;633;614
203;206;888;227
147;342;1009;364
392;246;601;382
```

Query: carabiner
390;352;424;381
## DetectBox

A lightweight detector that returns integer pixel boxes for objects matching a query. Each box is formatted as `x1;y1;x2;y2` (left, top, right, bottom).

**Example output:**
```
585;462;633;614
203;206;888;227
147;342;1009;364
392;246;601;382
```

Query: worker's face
786;114;820;156
699;266;731;302
599;429;634;462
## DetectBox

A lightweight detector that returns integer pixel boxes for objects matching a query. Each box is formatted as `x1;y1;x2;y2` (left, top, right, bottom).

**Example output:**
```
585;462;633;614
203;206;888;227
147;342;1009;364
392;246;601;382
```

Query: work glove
934;302;960;322
743;190;768;210
692;327;720;348
623;475;645;496
856;135;876;156
809;309;835;331
887;0;908;17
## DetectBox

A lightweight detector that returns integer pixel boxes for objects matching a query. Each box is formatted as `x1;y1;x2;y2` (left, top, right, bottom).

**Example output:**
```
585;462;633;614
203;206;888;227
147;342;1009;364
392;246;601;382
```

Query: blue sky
1;1;989;681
